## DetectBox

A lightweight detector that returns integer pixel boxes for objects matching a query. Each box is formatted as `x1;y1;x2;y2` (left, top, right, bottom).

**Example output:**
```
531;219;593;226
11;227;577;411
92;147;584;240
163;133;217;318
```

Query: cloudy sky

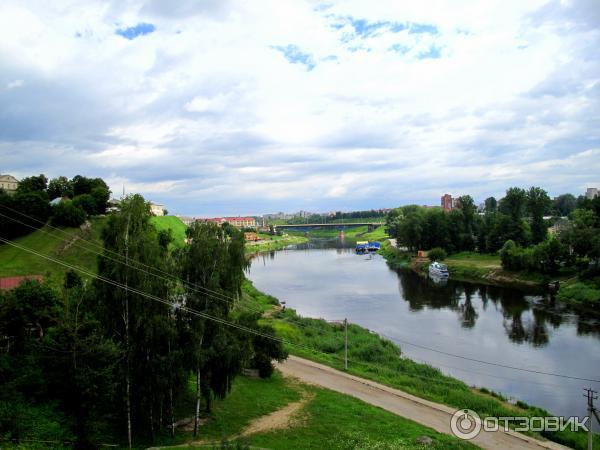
1;0;598;216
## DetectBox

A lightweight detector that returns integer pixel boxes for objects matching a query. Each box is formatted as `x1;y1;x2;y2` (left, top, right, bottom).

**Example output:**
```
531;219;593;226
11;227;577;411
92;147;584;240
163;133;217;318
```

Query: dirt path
276;355;570;450
238;392;313;437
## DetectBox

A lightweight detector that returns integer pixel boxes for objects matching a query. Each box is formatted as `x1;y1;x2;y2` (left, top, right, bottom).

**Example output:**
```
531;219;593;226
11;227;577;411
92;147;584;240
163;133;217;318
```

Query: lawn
150;216;188;248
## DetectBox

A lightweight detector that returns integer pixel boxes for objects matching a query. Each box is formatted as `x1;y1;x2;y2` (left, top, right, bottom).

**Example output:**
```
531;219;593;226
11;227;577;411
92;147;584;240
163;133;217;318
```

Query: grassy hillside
150;216;188;248
0;218;106;287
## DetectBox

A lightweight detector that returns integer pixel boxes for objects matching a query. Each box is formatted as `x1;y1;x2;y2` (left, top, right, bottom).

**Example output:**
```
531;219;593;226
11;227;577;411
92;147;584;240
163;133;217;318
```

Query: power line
0;209;266;315
4;206;599;384
376;330;600;383
0;235;473;388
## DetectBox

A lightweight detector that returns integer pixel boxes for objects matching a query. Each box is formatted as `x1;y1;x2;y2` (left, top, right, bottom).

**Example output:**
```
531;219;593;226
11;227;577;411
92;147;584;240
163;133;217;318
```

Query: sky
0;0;599;216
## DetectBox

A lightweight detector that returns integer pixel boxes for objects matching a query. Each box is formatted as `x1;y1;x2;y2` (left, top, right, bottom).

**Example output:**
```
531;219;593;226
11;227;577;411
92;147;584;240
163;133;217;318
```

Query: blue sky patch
389;44;410;54
273;45;316;71
116;23;156;40
409;23;438;34
418;45;442;59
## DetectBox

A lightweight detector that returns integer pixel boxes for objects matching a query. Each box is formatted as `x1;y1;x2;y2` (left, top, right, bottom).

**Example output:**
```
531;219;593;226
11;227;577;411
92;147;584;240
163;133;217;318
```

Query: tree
51;201;86;227
16;174;48;195
428;247;447;262
499;187;526;222
47;176;74;200
73;194;98;215
484;196;497;213
94;194;178;448
553;194;576;217
180;222;248;437
526;187;551;244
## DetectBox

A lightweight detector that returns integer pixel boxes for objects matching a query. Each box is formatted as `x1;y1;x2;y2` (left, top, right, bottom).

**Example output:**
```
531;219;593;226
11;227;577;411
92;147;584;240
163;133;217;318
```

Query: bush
72;194;97;215
428;247;447;262
51;201;86;227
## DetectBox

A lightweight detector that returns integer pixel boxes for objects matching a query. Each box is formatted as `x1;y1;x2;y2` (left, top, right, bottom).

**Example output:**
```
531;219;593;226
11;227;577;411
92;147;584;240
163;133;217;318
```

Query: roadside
277;355;569;450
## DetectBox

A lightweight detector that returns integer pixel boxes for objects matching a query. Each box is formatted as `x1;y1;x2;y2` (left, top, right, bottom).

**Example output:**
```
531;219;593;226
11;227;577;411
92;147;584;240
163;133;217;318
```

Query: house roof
0;275;43;291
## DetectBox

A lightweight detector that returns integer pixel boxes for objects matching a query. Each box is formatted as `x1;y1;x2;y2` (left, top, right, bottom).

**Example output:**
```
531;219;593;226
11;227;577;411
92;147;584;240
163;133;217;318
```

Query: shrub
51;201;86;227
428;247;447;262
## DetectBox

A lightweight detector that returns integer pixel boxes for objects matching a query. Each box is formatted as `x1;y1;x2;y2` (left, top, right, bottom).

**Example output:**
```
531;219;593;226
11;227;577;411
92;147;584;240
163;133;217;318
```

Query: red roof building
0;275;44;291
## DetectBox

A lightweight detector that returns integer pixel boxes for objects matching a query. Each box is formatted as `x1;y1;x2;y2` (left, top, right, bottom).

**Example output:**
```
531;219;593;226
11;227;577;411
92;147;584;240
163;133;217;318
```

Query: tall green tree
47;176;74;200
180;222;247;436
527;187;551;244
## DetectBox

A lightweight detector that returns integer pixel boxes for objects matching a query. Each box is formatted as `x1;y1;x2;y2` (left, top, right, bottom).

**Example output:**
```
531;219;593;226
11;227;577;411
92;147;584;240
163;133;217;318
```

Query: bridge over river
273;222;384;231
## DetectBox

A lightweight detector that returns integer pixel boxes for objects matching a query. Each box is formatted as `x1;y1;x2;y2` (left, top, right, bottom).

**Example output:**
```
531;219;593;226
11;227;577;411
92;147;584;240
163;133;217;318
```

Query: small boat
367;241;381;252
355;241;368;254
429;261;449;278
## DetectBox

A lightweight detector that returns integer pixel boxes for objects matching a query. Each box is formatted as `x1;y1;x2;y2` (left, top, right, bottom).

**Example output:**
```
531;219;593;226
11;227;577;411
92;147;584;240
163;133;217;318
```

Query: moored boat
429;261;449;278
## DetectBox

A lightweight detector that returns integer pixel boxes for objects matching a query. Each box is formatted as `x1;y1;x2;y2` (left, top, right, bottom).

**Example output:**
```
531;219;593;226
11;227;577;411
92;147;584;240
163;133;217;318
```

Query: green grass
378;240;411;269
249;387;476;450
0;218;106;288
244;235;308;254
241;279;598;450
557;279;600;304
158;372;476;450
150;216;188;248
361;225;388;240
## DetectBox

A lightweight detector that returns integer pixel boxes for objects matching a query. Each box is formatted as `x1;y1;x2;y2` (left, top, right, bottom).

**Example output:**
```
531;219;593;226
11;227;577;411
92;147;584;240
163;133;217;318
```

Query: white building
0;174;19;194
150;202;166;216
586;188;598;200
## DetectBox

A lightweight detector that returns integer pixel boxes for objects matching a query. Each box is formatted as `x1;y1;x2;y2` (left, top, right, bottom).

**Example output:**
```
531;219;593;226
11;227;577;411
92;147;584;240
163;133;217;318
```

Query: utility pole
584;387;598;450
344;318;348;371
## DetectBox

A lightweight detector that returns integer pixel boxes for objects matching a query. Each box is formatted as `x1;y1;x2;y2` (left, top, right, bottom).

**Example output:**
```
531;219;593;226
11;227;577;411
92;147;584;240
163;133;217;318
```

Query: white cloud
6;79;24;89
0;0;598;215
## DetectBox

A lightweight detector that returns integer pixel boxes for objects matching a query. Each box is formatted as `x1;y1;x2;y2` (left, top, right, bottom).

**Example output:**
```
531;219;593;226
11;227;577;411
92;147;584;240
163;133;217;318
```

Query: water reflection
247;242;600;419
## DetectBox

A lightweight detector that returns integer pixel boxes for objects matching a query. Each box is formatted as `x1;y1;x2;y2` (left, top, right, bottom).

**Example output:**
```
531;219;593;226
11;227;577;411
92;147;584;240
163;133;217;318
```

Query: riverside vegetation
384;187;600;305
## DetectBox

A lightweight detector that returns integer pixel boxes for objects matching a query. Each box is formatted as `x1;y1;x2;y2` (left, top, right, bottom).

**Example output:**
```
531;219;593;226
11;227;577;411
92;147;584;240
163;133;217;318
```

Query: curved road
276;356;571;450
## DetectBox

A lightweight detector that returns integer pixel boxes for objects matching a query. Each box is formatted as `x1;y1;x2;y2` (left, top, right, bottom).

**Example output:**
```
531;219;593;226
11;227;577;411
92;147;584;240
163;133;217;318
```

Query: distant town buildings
0;174;19;194
202;217;257;228
440;194;462;211
149;202;166;216
586;188;599;199
441;194;453;211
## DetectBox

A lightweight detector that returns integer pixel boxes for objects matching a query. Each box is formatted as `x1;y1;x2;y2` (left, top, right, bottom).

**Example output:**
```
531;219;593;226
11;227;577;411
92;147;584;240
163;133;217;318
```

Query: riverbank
244;234;308;254
241;278;596;450
379;241;599;305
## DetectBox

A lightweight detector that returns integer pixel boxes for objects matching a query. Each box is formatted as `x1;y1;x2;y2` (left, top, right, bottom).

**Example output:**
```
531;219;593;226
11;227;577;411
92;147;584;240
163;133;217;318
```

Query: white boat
429;261;449;278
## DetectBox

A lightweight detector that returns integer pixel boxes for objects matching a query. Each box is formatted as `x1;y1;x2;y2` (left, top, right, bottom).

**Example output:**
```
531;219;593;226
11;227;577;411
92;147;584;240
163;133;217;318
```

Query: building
202;217;256;228
586;188;599;200
177;215;196;227
0;275;43;291
441;194;453;211
150;202;165;216
0;174;19;194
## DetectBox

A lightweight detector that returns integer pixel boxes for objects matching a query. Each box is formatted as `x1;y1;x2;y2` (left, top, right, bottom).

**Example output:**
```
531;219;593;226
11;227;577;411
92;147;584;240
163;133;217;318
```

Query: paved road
276;356;570;450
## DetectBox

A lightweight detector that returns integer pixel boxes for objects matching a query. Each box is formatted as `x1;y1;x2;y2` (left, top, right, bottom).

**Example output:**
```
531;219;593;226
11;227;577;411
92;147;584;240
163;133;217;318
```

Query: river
246;238;600;423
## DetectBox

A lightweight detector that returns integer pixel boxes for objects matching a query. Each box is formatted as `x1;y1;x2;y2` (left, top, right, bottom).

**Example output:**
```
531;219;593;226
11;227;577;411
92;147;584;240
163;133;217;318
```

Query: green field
157;372;476;450
150;216;188;248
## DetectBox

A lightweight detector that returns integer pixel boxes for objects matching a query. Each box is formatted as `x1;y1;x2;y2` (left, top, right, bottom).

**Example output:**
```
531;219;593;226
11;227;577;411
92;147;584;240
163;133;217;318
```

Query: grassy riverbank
241;279;597;450
379;241;599;304
245;234;308;254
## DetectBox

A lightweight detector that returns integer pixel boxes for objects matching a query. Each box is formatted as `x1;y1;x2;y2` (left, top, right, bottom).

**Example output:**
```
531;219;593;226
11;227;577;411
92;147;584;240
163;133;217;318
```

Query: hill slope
0;218;106;287
150;216;187;248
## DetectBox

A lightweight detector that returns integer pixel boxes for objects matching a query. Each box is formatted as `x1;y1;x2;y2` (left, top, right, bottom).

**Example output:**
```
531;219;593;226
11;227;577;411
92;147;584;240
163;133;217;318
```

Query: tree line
386;187;600;276
0;174;110;238
0;195;286;448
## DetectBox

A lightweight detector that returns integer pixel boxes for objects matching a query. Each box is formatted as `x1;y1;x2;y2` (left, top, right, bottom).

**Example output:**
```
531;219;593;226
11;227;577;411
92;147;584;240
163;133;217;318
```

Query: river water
247;238;600;422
